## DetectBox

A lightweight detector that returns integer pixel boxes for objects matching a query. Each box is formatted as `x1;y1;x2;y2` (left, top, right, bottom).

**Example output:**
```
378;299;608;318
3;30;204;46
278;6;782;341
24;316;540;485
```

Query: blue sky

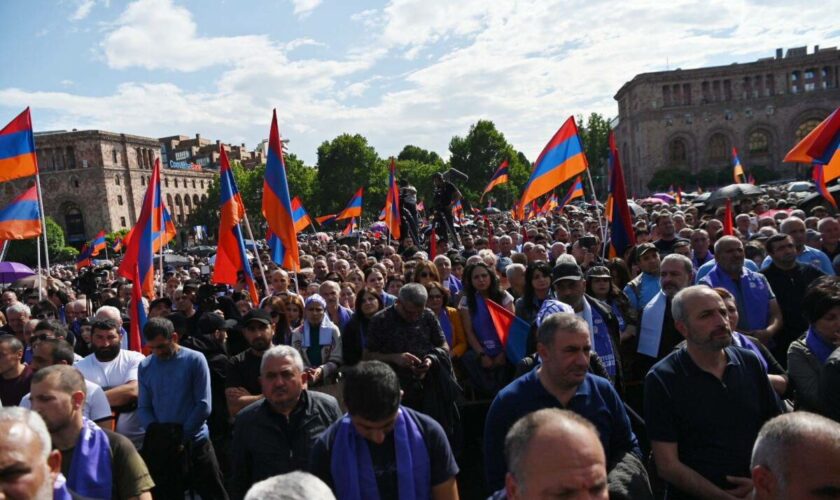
2;0;839;165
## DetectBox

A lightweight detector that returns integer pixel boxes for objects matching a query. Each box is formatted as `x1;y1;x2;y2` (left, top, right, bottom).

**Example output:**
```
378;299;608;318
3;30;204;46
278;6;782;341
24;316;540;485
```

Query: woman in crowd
261;296;292;345
346;269;365;292
789;276;840;411
385;275;404;297
339;283;356;310
586;266;635;343
459;262;514;397
412;260;441;286
291;294;343;387
425;281;466;359
282;294;305;331
342;287;384;367
714;288;788;396
364;267;396;306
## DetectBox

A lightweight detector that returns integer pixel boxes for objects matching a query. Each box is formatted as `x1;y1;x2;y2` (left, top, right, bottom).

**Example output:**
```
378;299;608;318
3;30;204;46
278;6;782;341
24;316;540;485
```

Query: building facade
0;130;217;246
614;45;840;194
160;134;265;171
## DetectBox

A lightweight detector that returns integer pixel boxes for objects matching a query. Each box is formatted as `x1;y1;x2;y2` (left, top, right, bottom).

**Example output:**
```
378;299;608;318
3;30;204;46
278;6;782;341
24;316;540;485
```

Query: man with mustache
645;286;783;500
74;318;146;449
226;310;274;416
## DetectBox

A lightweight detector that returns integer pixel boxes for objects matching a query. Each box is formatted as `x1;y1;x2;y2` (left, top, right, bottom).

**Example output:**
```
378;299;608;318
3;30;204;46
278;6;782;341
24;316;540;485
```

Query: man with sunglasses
226;310;274;416
29;320;82;363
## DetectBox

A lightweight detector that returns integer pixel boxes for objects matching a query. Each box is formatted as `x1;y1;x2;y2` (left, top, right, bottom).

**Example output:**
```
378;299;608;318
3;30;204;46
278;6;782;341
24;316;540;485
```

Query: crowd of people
1;181;840;500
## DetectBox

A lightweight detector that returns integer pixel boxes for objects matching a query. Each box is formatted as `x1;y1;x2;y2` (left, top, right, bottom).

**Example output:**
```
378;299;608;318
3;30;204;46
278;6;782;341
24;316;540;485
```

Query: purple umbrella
0;262;35;284
652;193;676;203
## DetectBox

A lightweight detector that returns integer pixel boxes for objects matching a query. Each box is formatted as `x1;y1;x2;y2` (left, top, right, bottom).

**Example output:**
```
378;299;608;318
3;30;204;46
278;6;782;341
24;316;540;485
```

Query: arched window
141;176;146;186
175;194;182;206
192;179;196;189
174;178;179;188
748;131;770;155
796;119;822;142
709;133;728;162
669;138;688;165
193;194;200;205
64;206;85;245
165;178;169;188
115;174;121;186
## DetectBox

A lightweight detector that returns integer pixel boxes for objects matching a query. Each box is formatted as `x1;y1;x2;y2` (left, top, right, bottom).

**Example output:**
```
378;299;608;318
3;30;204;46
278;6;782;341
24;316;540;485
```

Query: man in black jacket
761;234;825;366
552;259;624;393
230;345;340;500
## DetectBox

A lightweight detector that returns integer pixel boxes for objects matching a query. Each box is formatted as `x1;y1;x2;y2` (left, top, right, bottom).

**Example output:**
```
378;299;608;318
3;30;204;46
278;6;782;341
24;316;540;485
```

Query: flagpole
34;174;50;276
240;212;270;298
36;236;42;300
158;202;164;299
584;168;608;256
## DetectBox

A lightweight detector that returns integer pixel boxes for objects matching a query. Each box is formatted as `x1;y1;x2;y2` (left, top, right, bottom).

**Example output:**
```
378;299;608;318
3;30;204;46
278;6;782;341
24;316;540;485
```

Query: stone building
0;129;217;247
160;133;265;170
614;45;840;194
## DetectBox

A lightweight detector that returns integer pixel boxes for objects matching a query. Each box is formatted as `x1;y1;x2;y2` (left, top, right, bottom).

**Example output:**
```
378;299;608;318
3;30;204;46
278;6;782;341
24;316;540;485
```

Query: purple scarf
732;332;768;372
68;417;112;499
331;408;431;500
703;266;769;331
472;295;503;357
806;327;836;365
438;309;453;347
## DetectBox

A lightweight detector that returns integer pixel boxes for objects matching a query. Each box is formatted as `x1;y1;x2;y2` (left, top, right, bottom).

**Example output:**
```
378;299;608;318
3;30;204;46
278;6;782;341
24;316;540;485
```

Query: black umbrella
705;183;764;206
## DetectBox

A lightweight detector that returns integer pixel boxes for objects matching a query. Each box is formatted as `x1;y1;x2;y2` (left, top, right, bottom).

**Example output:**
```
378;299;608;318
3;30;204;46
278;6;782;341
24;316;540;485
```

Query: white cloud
290;0;322;18
59;80;74;87
70;0;96;21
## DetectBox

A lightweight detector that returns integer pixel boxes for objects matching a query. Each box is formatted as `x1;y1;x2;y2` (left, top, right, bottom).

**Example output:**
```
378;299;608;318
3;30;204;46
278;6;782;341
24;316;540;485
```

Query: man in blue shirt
484;313;645;496
760;217;835;275
623;243;661;312
138;317;228;500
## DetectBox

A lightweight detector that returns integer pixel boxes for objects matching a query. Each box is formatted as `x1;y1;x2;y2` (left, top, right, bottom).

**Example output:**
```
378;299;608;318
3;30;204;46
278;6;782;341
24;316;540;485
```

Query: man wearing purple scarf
30;365;154;499
310;361;459;500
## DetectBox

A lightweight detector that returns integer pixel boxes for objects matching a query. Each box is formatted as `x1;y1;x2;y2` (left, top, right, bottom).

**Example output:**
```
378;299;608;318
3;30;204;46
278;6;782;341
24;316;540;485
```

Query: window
66;147;75;169
121;217;127;227
174;178;179;188
669;138;688;166
165;178;169;188
749;131;769;155
64;206;85;244
709;134;728;162
200;180;205;189
112;149;118;164
192;179;196;189
71;178;80;188
117;195;124;206
141;176;146;186
796;119;822;142
682;83;691;105
766;74;775;96
115;175;120;186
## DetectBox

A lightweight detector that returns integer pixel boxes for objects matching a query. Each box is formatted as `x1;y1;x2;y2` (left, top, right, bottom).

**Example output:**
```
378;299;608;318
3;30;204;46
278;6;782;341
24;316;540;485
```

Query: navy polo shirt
645;346;783;499
483;370;640;493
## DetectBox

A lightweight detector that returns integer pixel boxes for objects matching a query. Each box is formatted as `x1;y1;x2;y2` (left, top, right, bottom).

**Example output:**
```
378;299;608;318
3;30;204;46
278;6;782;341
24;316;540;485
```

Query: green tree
448;120;531;208
577;113;612;199
285;153;318;204
394;159;446;208
316;134;382;220
6;217;76;266
397;145;444;167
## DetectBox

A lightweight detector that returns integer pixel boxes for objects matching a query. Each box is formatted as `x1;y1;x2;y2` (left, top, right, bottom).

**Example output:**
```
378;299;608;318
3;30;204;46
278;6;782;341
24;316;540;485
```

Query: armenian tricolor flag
75;244;93;271
383;159;401;240
732;147;746;183
90;231;107;257
813;163;837;209
480;160;510;200
557;176;585;212
606;132;636;258
539;193;558;215
785;107;840;182
0;186;41;240
128;264;147;354
316;213;337;226
213;146;259;304
485;298;530;364
519;116;588;215
342;217;357;236
336;188;364;221
453;200;465;223
291;197;312;233
0;108;40;183
113;237;123;253
262;110;300;272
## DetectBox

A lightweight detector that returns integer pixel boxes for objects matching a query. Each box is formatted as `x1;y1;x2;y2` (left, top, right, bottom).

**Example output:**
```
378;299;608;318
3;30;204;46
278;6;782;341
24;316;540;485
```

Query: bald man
0;407;61;500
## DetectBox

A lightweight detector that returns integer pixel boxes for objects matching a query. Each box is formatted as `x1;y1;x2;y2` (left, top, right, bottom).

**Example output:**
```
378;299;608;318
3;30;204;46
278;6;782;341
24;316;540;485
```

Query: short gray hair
780;216;805;234
672;285;717;324
537;312;588;347
94;305;121;323
505;408;598;488
661;253;693;276
244;471;335;500
398;282;428;306
751;412;840;488
713;235;742;255
505;263;526;280
260;345;305;374
0;407;52;460
5;302;30;317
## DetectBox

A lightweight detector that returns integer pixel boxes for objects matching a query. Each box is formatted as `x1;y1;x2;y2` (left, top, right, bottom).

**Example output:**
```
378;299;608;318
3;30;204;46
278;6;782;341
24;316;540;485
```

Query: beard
93;344;120;362
250;337;271;352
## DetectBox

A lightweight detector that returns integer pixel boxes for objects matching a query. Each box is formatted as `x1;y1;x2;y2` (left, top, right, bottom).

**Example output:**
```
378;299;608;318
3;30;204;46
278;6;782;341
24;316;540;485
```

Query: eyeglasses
31;334;52;342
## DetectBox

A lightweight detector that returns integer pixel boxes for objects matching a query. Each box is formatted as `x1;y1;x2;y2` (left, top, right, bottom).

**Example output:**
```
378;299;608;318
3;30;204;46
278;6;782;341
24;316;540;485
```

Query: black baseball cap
635;242;658;260
552;262;584;283
198;312;238;334
242;309;272;327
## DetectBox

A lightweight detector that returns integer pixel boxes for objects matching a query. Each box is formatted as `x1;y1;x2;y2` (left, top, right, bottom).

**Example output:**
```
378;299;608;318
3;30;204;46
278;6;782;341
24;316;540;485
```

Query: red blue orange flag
675;186;683;205
0;108;39;183
315;213;337;226
341;217;357;236
383;158;401;240
90;231;107;257
480;160;510;200
113;237;123;253
453;200;465;223
117;158;169;298
607;132;636;258
557;176;585;212
75;244;93;271
128;264;147;354
291;197;312;233
813;163;837;209
539;193;558;215
262;110;300;272
213;146;259;304
336;188;364;221
723;199;735;236
519;116;588;213
0;186;41;240
485;298;530;364
732;147;746;183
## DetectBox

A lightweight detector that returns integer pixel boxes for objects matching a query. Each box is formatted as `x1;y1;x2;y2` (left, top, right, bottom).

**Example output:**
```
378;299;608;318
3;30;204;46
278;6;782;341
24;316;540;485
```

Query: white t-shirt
75;349;146;448
21;379;112;422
